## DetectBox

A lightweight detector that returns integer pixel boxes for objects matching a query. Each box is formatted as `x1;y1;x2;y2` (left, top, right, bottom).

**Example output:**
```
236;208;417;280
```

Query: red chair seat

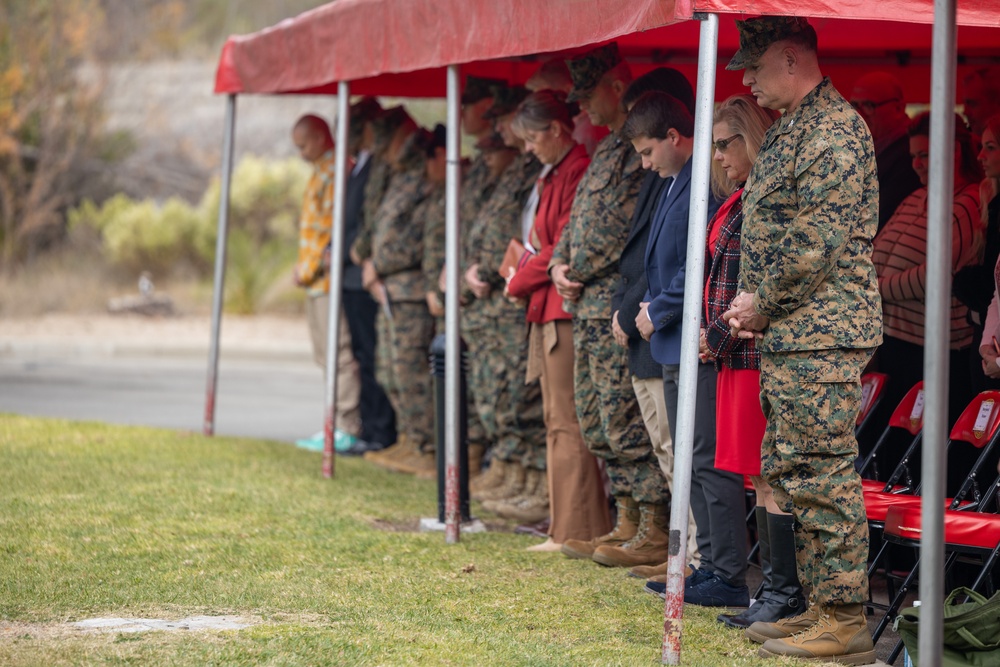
864;491;922;522
862;479;890;493
885;505;1000;550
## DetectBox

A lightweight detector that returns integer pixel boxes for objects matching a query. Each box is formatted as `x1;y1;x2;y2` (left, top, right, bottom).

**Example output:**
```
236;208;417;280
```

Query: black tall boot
747;512;805;624
719;506;772;628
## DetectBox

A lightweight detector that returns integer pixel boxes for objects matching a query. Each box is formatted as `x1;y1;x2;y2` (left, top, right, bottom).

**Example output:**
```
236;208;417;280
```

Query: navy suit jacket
643;158;721;365
342;154;372;291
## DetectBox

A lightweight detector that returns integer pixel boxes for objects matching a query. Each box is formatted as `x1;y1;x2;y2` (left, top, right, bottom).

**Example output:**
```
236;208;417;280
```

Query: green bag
895;587;1000;666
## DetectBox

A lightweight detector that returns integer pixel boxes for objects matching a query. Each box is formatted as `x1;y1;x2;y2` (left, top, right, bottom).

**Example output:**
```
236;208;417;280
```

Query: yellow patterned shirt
296;149;338;296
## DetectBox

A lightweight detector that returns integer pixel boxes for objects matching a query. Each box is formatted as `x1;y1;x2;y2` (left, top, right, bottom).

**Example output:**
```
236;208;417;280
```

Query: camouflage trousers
376;301;435;453
572;318;666;503
759;348;874;606
466;317;546;471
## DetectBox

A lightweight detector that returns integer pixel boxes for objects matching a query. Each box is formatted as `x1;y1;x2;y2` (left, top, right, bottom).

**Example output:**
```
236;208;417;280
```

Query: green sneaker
295;431;324;452
334;430;357;453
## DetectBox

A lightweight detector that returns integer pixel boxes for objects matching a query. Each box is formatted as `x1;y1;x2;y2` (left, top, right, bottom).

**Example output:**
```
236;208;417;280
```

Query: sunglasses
713;134;742;152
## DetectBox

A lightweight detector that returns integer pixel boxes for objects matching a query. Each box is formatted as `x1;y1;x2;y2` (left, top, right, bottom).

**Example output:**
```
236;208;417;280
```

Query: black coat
611;170;669;379
876;133;922;232
342;155;372;291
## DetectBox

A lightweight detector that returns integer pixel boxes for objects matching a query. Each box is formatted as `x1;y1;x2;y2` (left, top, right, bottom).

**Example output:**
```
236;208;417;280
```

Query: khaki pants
306;293;361;437
631;375;702;567
534;320;611;544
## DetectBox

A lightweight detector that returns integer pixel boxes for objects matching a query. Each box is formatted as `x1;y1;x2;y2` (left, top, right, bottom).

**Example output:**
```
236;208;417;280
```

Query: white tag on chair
910;389;925;430
973;399;994;439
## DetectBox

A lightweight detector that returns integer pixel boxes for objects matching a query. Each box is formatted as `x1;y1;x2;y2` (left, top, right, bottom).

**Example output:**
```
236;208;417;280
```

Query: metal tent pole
203;93;237;436
322;81;351;479
444;65;462;543
920;0;957;662
662;12;717;665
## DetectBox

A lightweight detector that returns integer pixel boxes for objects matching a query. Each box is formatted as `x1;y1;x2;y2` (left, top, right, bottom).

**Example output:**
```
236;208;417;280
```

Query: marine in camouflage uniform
727;17;882;661
356;124;437;463
467;124;547;476
454;76;508;464
353;107;412;414
549;44;663;508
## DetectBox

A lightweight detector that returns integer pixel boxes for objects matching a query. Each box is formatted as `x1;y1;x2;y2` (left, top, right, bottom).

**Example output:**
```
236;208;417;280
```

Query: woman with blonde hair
698;95;802;628
503;90;612;551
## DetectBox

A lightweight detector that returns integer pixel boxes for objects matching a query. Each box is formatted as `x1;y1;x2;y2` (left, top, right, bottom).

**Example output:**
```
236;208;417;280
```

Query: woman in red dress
700;96;805;629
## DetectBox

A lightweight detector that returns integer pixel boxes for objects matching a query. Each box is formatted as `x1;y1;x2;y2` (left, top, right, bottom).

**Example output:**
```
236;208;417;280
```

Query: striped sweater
871;183;982;348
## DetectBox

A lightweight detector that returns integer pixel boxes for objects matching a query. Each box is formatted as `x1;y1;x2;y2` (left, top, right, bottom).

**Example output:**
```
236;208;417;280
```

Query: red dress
705;193;765;476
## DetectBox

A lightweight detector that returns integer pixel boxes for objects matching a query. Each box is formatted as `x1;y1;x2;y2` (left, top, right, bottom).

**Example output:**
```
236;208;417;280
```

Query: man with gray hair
723;16;881;663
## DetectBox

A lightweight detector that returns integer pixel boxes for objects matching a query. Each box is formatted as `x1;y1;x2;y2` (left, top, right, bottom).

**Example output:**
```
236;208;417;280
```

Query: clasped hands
721;291;769;340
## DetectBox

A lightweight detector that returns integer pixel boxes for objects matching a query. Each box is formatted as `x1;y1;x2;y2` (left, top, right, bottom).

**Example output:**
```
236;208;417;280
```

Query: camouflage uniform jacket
740;77;883;353
460;153;501;324
550;132;644;320
351;155;392;261
419;181;447;307
371;164;431;303
471;153;543;320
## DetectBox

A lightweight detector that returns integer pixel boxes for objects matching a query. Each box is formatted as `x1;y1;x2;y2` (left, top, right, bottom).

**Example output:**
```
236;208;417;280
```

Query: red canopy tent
214;0;999;103
209;1;1000;663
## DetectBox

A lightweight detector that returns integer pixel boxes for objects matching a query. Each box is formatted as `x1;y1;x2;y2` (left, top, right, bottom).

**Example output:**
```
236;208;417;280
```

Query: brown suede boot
476;462;526;504
591;502;669;568
470;459;507;498
758;604;875;665
493;469;549;523
628;561;667;579
746;606;820;644
561;496;639;560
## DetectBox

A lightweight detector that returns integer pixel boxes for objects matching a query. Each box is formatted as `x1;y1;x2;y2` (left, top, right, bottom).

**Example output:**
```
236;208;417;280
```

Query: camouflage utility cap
566;42;622;102
484;85;529;120
462;75;507;104
726;15;813;71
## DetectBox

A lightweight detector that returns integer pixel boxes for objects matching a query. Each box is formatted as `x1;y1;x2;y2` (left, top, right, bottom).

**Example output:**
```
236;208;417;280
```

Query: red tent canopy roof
214;0;1000;102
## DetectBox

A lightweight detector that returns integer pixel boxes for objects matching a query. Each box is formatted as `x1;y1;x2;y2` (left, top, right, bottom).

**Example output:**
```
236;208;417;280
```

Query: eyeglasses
713;134;742;152
851;98;900;113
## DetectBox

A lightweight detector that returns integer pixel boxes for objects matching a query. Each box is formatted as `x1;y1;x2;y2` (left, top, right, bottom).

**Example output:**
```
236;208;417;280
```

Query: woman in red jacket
506;90;611;551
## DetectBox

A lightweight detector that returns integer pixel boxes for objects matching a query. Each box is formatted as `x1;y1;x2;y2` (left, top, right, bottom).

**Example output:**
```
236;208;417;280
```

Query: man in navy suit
621;91;749;608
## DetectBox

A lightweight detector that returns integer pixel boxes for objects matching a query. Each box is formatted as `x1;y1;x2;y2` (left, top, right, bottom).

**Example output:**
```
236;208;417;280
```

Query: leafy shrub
69;156;310;313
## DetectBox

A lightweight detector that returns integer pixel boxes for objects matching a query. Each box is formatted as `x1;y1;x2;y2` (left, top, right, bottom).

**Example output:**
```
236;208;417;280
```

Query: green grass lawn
0;415;817;666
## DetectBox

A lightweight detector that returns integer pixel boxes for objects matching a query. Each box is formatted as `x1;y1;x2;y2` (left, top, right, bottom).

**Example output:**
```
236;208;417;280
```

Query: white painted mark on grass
73;616;250;633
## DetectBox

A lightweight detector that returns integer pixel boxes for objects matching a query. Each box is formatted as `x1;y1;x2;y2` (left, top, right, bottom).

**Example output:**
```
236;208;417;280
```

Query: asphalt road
0;354;324;443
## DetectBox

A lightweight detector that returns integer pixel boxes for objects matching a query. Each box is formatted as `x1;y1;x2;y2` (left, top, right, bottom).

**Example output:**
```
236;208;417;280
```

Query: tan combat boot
746;606;820;644
470;459;507;498
758;604;875;665
397;450;437;478
364;435;416;469
560;496;639;560
591;502;669;568
476;462;526;503
493;468;549;524
467;443;485;478
483;465;537;514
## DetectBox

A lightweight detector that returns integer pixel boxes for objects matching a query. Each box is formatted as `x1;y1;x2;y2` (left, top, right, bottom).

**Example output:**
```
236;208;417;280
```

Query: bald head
849;72;907;141
292;114;334;163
